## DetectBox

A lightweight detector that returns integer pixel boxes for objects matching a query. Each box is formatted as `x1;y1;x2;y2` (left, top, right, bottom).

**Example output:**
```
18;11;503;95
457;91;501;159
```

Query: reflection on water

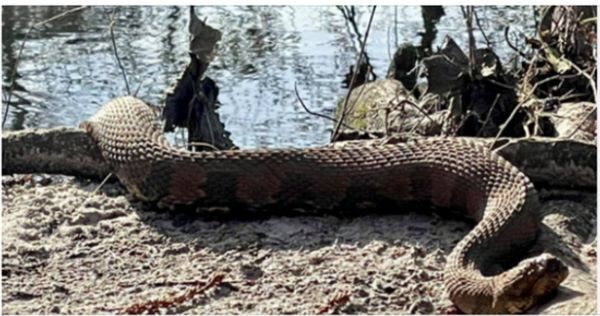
2;6;535;148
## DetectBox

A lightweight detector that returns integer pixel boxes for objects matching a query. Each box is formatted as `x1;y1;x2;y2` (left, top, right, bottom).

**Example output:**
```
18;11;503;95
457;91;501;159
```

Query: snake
81;96;568;314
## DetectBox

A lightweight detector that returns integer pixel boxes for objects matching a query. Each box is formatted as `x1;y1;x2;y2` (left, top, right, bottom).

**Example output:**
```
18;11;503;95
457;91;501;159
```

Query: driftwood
2;127;109;179
2;127;596;189
332;136;596;189
489;137;596;188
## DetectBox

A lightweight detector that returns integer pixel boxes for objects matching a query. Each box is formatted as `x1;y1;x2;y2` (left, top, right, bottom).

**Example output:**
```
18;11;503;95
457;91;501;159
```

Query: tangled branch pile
334;5;596;144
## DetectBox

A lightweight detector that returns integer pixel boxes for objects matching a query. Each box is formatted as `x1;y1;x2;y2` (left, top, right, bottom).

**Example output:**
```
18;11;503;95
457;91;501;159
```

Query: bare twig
406;98;440;135
337;6;364;50
384;89;437;135
563;60;597;103
33;6;88;28
384;107;391;136
394;99;436;124
92;173;114;195
2;26;32;128
187;141;219;151
489;101;526;151
294;82;354;129
316;291;351;314
331;5;377;142
74;172;114;212
2;6;88;128
454;110;479;136
108;9;131;95
559;92;589;102
489;54;540;149
121;274;225;314
504;26;528;59
530;73;580;94
461;6;476;78
484;77;516;90
394;6;398;49
386;25;392;61
473;8;492;47
476;93;501;136
133;78;148;97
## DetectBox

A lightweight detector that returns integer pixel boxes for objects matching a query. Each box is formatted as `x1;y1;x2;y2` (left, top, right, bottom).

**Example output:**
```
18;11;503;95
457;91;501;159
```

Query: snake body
82;97;568;313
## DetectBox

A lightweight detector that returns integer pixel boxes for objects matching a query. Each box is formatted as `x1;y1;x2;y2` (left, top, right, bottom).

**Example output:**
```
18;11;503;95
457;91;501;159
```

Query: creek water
2;6;536;148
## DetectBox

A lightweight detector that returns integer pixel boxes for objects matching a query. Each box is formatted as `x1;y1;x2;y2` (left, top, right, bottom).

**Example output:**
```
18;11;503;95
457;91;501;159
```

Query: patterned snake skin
82;97;568;314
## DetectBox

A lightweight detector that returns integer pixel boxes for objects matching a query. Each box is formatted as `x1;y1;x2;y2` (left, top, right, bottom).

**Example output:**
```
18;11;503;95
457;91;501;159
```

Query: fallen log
2;127;596;189
487;137;596;189
2;127;109;179
331;136;596;189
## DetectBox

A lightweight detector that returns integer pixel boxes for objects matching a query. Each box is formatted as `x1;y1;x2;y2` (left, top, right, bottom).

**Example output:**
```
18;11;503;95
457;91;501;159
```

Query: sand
1;174;596;314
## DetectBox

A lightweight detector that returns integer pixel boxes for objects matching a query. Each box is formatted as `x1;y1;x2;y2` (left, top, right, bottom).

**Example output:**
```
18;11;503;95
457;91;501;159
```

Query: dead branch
489;50;574;148
476;93;501;136
109;8;131;95
120;274;225;314
74;172;115;212
331;6;377;142
407;99;441;135
473;8;492;47
133;78;148;97
2;127;109;179
316;291;351;314
2;26;31;128
336;6;364;50
504;26;529;59
563;58;597;103
294;82;354;129
393;98;436;125
187;141;219;151
461;6;476;78
489;101;526;150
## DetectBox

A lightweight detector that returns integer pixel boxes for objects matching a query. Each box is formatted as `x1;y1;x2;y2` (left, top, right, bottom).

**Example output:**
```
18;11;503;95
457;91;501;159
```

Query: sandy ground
1;174;596;314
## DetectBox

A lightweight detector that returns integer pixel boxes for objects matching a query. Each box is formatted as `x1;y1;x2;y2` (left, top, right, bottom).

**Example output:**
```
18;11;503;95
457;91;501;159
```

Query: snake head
79;105;106;141
493;253;568;313
79;120;94;135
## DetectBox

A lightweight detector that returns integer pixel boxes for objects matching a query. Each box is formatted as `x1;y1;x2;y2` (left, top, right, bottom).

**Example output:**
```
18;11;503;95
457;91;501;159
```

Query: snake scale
82;96;568;314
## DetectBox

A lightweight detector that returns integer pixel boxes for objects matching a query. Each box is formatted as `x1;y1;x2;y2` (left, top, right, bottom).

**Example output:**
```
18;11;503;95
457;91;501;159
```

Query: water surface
2;6;536;148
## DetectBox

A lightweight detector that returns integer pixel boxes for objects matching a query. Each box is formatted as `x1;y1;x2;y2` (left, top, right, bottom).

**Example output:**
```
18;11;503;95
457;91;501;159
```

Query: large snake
81;96;568;314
